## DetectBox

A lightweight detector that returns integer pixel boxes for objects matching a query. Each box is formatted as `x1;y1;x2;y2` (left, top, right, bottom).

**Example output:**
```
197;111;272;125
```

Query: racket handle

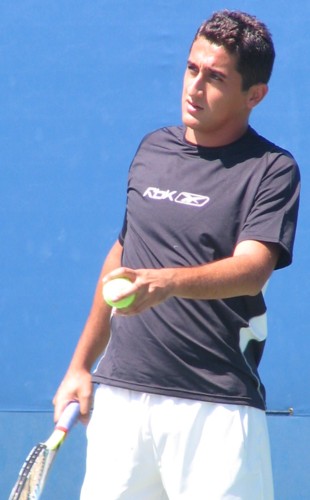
56;401;80;432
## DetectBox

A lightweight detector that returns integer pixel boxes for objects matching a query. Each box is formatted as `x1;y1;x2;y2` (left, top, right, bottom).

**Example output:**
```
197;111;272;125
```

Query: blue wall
1;1;309;498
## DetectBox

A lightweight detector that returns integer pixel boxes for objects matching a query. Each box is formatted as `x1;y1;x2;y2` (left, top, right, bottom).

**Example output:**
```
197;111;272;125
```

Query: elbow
247;286;263;297
245;276;269;297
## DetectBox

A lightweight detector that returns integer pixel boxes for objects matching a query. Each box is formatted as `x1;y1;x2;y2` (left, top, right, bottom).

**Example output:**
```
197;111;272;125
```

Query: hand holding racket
9;401;80;500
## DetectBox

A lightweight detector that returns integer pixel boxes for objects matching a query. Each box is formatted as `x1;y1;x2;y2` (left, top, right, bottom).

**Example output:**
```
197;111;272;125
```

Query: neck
185;122;249;148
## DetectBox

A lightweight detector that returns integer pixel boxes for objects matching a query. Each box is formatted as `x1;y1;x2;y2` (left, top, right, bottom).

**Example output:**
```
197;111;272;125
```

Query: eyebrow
187;59;228;80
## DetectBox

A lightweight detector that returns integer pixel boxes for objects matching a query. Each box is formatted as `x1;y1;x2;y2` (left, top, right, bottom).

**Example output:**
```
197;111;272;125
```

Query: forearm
107;240;279;316
166;255;268;300
66;304;111;374
167;240;280;300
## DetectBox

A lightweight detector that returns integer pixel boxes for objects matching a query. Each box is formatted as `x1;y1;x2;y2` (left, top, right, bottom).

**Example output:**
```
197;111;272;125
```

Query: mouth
186;99;203;112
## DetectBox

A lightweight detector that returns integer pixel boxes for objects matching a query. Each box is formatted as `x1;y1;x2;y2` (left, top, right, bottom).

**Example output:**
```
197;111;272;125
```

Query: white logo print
143;187;210;207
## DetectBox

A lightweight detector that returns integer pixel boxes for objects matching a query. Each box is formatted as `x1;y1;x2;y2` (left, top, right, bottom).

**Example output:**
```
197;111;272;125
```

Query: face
182;37;254;147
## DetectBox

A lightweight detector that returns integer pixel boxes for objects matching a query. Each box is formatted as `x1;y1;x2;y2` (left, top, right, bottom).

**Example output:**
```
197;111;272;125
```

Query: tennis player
54;10;300;499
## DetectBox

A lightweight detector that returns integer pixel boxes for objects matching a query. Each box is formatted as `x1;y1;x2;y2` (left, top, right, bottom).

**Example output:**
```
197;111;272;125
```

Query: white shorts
80;385;274;500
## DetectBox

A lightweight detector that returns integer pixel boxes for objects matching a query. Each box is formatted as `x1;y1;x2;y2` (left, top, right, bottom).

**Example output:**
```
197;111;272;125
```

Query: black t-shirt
93;126;300;410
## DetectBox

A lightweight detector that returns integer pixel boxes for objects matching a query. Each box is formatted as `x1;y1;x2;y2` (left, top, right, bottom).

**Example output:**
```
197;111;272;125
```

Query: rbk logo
175;192;210;207
143;187;210;207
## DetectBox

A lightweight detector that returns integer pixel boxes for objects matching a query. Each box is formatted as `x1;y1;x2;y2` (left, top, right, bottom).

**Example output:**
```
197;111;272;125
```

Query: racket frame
9;401;80;500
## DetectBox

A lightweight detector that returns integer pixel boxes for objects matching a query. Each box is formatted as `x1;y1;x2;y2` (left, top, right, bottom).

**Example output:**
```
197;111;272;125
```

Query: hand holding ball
103;278;136;309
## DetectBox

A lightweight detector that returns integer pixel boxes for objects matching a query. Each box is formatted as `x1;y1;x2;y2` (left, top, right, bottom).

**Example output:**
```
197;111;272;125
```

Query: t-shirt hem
92;375;266;411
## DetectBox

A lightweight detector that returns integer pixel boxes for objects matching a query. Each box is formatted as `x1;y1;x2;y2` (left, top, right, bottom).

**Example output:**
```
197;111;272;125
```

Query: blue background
1;1;309;498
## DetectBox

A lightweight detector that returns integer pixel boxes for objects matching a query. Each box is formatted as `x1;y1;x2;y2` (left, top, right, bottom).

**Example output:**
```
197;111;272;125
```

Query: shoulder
246;128;300;182
249;128;298;163
138;125;184;149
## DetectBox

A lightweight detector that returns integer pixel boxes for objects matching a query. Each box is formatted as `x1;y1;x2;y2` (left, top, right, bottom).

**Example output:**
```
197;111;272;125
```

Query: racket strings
9;444;54;500
9;403;79;499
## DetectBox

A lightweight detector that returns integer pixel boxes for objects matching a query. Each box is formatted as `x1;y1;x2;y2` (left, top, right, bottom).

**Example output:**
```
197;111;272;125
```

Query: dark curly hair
193;10;275;90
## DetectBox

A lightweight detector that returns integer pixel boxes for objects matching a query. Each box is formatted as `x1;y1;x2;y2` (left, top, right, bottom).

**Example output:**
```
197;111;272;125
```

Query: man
54;10;300;499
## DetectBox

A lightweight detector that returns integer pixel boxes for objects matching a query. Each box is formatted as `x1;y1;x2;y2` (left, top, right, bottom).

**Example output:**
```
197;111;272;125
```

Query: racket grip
56;401;80;432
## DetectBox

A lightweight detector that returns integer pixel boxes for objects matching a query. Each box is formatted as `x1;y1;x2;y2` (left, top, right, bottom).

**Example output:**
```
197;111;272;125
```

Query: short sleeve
118;212;127;246
238;153;300;269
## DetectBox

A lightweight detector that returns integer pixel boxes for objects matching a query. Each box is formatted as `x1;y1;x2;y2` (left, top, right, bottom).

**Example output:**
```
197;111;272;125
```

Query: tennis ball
102;277;136;309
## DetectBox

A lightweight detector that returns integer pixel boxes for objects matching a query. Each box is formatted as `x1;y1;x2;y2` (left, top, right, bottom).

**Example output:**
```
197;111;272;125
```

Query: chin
182;114;200;130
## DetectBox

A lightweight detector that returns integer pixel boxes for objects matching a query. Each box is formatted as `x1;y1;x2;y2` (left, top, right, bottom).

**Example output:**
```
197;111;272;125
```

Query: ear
246;83;268;110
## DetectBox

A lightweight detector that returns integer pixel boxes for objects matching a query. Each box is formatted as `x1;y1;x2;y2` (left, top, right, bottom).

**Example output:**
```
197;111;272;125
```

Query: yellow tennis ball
102;277;136;309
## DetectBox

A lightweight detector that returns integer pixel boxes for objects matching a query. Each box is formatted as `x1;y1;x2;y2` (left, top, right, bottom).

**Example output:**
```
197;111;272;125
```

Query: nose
188;74;204;97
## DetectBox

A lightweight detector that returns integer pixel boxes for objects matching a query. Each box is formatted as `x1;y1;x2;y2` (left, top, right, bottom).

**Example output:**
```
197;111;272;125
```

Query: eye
209;71;223;82
187;62;198;74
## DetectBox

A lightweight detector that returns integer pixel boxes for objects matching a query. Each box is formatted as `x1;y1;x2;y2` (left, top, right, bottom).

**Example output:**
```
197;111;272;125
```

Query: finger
102;267;128;282
79;393;94;424
53;397;75;423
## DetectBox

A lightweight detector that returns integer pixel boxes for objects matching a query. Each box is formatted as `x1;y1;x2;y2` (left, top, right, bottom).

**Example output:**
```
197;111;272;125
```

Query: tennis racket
9;401;80;500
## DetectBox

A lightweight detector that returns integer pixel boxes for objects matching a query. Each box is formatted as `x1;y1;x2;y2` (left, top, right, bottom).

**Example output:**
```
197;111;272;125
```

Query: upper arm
102;240;123;273
234;240;280;288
